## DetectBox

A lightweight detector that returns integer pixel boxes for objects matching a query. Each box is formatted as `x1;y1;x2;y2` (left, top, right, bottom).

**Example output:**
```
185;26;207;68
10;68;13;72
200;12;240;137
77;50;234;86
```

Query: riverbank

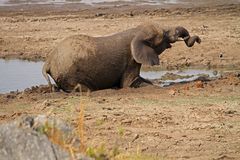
0;2;240;69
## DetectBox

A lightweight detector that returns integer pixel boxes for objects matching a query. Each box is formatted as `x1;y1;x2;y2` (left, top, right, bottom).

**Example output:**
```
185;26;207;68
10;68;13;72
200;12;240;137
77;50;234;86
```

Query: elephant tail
42;62;54;91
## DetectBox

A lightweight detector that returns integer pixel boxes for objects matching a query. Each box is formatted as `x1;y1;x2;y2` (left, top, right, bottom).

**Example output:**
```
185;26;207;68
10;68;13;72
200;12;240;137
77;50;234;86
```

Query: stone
0;115;92;160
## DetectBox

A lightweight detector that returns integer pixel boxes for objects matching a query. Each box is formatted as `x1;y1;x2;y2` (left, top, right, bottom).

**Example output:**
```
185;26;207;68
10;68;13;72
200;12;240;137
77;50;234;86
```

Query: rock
0;115;92;160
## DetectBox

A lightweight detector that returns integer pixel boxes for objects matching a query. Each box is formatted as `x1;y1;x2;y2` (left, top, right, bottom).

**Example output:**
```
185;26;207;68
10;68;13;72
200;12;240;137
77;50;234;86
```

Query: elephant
42;23;201;92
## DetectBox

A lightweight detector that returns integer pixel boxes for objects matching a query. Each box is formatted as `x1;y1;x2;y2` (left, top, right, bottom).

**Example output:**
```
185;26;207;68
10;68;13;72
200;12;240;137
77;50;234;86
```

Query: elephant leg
120;60;152;88
51;85;59;92
130;76;153;88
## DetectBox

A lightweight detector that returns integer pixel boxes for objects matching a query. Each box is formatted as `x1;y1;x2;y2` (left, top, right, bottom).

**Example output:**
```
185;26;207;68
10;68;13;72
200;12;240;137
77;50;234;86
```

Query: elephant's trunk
175;27;201;47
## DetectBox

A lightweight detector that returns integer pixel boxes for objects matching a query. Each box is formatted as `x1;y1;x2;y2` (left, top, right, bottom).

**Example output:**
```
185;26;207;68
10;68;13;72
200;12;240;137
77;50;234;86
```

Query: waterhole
140;69;219;87
0;59;223;93
0;59;46;93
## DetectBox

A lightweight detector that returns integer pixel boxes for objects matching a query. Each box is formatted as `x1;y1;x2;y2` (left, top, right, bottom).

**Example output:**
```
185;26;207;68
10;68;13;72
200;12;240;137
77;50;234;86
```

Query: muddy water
0;59;46;93
140;69;219;87
0;59;222;93
0;0;185;6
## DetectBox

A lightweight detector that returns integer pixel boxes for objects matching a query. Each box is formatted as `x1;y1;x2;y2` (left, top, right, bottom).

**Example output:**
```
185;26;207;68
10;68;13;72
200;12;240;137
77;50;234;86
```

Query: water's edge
1;59;230;93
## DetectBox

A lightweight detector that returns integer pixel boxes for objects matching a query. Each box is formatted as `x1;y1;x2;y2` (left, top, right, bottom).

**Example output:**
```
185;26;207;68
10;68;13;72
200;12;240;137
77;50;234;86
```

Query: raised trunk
175;27;201;47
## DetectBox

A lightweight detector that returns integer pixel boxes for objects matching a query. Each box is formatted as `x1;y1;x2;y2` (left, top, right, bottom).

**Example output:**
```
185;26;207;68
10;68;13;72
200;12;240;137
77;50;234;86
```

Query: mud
1;72;240;159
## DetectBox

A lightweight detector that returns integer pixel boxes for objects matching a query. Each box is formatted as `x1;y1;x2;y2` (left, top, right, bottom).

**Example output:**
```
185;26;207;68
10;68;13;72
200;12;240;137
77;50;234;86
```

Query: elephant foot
51;84;59;92
72;83;91;93
130;77;152;88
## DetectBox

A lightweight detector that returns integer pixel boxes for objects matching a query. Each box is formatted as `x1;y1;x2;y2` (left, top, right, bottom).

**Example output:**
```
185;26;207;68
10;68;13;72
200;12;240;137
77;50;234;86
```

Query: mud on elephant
42;23;201;92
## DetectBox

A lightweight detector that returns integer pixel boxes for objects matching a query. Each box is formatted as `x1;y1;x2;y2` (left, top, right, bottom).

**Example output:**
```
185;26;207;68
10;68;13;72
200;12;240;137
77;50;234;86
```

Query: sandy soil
0;1;240;159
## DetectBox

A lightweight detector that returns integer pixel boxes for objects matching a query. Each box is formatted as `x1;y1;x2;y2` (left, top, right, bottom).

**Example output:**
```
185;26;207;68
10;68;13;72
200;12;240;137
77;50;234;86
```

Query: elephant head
131;25;201;66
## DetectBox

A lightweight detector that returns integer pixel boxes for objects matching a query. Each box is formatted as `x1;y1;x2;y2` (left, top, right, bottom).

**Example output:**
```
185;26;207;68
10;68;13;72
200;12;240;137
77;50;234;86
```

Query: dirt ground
0;1;240;159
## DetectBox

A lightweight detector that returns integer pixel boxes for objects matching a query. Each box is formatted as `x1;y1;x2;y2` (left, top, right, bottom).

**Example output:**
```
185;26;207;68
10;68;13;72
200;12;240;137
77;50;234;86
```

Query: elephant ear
131;28;161;66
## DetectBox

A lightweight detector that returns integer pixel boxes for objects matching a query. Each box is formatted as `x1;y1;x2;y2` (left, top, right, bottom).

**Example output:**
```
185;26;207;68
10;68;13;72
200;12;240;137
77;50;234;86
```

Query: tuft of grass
35;92;90;159
36;121;51;135
86;145;109;160
117;126;125;137
37;121;80;158
40;89;164;160
86;145;120;160
78;94;87;153
37;91;90;159
95;119;105;126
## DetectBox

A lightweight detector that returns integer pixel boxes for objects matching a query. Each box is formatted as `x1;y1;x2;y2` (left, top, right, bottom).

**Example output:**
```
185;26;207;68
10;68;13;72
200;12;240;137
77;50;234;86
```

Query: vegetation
35;94;162;160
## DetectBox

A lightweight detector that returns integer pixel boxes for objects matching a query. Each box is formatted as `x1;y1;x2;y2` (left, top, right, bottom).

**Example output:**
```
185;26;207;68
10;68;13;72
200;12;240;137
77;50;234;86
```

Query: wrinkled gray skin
43;24;201;92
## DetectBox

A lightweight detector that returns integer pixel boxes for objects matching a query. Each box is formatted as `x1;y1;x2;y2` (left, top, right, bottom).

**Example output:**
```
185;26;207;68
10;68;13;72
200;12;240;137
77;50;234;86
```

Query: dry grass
34;102;79;159
78;93;87;153
42;90;163;160
41;92;90;159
